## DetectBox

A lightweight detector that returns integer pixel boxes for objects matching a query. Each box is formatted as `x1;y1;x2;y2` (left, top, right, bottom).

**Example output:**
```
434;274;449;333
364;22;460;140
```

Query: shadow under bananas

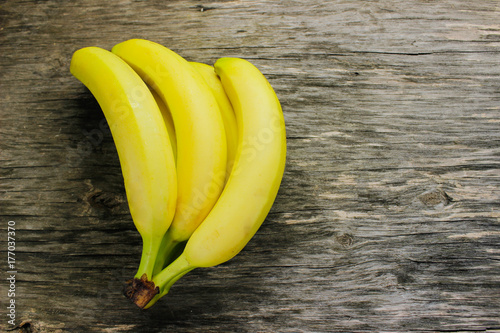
138;153;324;329
66;91;332;330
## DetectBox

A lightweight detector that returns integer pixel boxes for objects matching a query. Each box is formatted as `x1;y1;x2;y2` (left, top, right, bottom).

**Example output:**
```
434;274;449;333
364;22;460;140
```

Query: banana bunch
70;39;286;309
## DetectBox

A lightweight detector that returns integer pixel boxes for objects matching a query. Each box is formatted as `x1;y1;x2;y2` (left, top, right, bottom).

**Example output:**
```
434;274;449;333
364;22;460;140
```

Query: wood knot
87;189;120;209
11;320;32;333
418;188;452;207
84;188;125;215
336;233;354;248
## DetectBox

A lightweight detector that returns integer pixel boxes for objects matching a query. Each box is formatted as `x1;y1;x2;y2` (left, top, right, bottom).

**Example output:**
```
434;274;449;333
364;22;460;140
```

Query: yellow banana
150;62;237;275
111;39;228;296
70;47;177;305
146;62;238;274
143;57;287;309
190;62;238;180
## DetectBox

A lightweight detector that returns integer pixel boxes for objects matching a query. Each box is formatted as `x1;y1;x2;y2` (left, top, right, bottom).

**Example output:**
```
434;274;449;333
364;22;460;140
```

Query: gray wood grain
1;0;499;332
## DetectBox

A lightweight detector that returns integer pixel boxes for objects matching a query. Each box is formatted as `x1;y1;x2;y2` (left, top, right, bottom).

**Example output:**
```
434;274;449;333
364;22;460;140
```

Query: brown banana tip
123;273;159;309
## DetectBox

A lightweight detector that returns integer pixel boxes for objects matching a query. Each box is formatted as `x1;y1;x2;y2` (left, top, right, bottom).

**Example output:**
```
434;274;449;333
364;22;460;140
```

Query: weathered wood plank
1;0;499;332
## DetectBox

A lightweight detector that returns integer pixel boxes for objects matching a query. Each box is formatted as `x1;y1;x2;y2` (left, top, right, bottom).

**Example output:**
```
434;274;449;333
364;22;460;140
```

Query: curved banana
70;47;177;305
150;62;237;274
144;57;287;308
190;62;238;180
144;62;239;277
111;39;228;287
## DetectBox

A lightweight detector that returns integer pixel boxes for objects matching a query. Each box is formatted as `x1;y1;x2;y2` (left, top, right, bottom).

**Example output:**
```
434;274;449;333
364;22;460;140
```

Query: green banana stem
122;235;164;309
144;268;194;309
152;231;180;276
135;235;162;280
144;253;196;308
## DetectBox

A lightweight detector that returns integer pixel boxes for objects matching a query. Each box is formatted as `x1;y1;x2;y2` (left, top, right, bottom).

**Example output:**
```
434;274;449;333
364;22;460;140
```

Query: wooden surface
1;1;500;332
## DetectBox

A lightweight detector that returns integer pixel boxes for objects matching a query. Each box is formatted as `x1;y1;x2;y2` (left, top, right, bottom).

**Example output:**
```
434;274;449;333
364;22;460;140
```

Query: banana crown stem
152;253;195;293
135;236;163;280
152;231;181;276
